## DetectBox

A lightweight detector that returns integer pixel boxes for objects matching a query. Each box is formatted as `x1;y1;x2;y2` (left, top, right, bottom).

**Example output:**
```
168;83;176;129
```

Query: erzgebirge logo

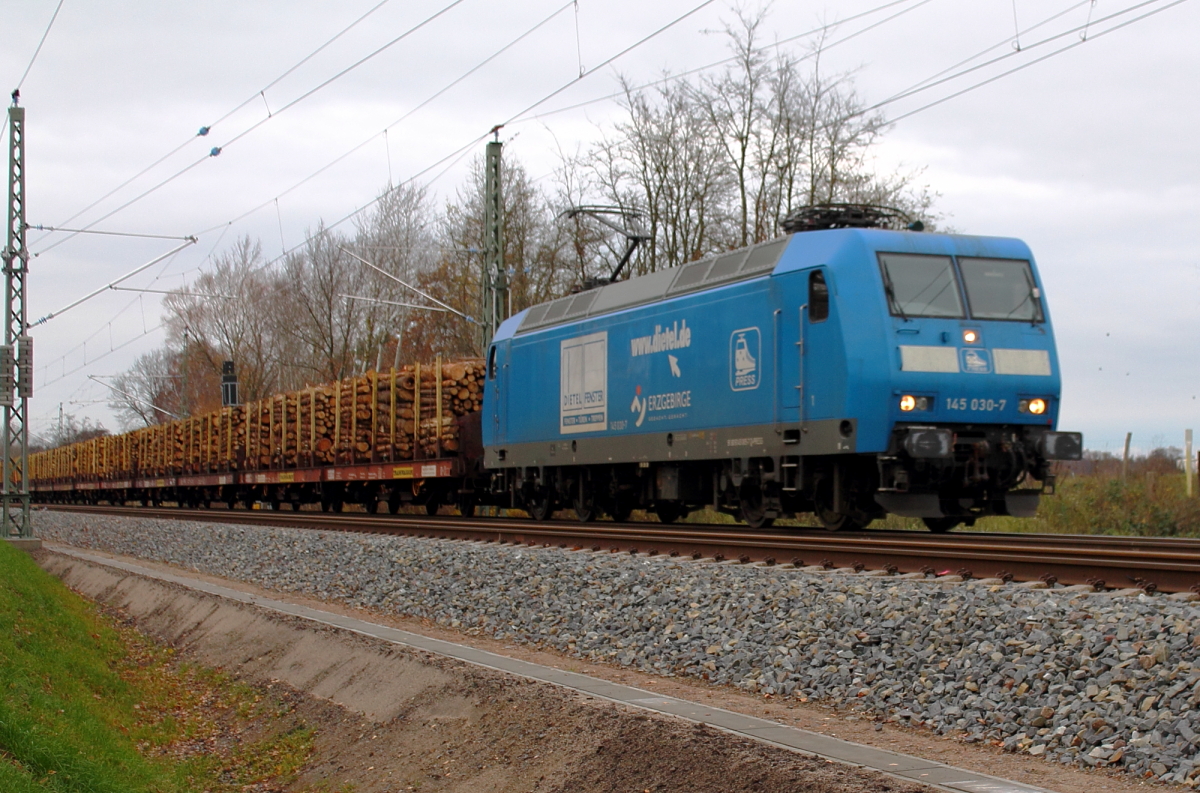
630;385;647;427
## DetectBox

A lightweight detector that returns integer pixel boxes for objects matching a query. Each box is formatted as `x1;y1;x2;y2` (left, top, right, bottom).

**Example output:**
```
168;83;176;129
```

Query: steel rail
42;504;1200;594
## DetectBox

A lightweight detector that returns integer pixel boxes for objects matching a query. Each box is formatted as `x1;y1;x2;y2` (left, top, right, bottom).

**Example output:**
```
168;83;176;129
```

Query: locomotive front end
870;246;1082;530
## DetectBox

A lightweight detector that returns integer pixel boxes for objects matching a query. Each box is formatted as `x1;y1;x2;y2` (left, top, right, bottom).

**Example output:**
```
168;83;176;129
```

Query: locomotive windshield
959;257;1044;322
877;253;964;318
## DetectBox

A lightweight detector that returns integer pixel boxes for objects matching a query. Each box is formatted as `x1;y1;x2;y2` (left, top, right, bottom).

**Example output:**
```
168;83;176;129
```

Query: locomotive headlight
1019;398;1049;415
899;395;930;412
963;329;980;344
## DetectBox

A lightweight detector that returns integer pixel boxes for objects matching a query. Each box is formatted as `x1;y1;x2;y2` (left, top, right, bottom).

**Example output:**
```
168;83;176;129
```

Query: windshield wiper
881;266;907;320
1007;267;1042;324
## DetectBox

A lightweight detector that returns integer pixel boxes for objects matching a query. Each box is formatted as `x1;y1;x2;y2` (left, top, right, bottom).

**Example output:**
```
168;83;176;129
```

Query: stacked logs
235;360;487;469
30;358;486;481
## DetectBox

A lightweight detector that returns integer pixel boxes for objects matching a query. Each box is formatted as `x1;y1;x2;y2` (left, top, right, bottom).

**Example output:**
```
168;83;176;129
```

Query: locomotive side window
808;270;829;322
958;257;1044;322
877;253;964;319
487;345;498;379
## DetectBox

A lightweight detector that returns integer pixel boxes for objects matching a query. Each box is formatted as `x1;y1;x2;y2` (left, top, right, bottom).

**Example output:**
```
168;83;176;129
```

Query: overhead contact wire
202;0;576;236
884;0;1192;124
33;0;453;256
15;0;65;91
216;0;470;152
247;0;719;274
865;0;1178;115
34;0;396;250
511;0;934;124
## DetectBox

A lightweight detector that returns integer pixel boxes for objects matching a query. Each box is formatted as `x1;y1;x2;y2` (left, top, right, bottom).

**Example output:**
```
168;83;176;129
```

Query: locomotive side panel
490;277;798;469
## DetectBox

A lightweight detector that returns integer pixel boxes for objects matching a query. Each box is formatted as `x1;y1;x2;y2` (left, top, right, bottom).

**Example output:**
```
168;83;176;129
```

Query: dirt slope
40;549;931;793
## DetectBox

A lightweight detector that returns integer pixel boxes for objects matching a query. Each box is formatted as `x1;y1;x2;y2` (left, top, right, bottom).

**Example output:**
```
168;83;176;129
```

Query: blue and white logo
730;327;761;391
960;347;992;375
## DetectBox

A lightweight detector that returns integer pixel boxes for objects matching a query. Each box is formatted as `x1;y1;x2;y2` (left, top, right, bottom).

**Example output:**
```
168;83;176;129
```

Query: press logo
730;327;761;391
960;347;992;375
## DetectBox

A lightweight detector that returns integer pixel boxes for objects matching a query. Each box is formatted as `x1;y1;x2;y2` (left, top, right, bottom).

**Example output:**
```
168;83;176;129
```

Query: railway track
42;503;1200;594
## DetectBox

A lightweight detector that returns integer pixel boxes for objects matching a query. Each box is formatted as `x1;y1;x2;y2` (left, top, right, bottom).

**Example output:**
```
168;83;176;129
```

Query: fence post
1121;432;1132;482
1186;429;1195;498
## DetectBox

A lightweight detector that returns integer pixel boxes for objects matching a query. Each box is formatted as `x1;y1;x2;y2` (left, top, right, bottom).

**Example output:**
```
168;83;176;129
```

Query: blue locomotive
481;209;1081;531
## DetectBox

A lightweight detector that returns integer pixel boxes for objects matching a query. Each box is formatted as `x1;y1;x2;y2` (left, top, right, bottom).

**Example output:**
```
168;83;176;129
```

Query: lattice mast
2;95;31;538
480;130;507;352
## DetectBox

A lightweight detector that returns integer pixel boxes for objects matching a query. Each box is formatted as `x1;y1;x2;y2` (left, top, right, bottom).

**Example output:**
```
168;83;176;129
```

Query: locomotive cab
787;224;1083;531
866;248;1082;529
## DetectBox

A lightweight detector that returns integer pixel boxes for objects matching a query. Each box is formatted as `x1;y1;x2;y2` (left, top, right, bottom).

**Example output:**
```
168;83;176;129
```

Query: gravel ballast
33;510;1200;785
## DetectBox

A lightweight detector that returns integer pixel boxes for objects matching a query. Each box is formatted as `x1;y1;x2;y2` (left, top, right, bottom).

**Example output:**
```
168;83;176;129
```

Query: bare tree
276;226;371;383
29;412;108;453
589;78;730;273
108;347;182;429
162;236;281;402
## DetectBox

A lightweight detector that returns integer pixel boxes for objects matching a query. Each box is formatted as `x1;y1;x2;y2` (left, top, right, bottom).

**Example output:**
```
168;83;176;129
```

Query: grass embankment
0;541;324;792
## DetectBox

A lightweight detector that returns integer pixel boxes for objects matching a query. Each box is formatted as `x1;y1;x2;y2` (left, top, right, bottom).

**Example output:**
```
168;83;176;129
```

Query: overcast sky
1;0;1196;454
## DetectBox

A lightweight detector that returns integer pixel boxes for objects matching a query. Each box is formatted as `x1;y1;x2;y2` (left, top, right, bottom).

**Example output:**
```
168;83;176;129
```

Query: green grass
0;540;322;792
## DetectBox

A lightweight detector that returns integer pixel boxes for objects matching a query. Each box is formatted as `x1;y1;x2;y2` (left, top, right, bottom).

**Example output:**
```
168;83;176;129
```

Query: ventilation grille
516;235;790;334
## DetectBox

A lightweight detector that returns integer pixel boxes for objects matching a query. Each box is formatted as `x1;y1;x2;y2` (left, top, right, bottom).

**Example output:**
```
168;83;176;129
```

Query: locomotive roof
505;228;1030;338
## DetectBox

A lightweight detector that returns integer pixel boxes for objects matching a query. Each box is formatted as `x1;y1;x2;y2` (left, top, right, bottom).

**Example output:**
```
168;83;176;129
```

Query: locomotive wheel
813;475;864;531
815;507;860;532
739;494;777;525
739;488;774;530
573;486;597;523
607;498;633;523
922;517;960;533
655;502;685;524
528;489;553;521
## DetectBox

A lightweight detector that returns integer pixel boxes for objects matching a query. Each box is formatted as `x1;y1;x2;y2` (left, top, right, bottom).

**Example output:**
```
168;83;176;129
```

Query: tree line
95;13;936;433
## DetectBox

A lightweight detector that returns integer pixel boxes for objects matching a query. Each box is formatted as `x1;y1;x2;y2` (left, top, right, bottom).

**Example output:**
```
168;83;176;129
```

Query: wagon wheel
528;488;553;521
366;498;381;514
457;492;478;518
424;494;441;516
